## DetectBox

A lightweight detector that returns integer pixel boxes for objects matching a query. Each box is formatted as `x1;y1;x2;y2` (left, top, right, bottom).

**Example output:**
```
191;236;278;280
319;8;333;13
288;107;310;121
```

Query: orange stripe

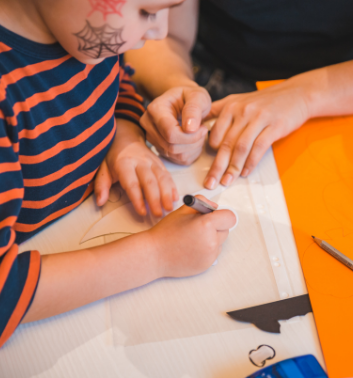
12;142;19;153
0;161;21;174
0;188;24;205
0;216;17;230
0;42;12;53
7;65;94;127
22;169;97;209
23;123;116;187
0;229;16;257
0;250;41;348
115;109;141;122
0;84;5;103
14;183;93;233
0;244;18;294
0;137;11;148
19;60;120;139
116;97;145;113
1;55;70;92
19;103;115;164
119;82;138;95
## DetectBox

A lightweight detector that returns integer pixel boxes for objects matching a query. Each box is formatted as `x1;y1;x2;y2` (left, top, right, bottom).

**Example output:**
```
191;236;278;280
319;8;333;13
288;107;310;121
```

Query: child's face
41;0;184;64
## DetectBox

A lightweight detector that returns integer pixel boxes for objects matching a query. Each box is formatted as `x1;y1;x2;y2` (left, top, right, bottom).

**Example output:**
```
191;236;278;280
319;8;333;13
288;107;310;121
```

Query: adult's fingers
136;164;163;217
164;145;204;166
181;87;212;133
158;116;208;145
220;117;269;185
204;96;233;120
146;95;207;145
241;125;280;176
208;107;234;150
157;134;206;156
118;162;146;216
204;116;249;189
94;159;112;206
143;112;207;155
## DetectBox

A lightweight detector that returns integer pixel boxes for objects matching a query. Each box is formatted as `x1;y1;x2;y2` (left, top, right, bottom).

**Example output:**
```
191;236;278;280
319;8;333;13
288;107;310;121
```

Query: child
0;0;236;347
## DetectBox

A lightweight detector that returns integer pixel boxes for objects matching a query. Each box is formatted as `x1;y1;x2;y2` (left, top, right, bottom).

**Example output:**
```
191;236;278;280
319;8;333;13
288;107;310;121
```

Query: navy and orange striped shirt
0;24;145;347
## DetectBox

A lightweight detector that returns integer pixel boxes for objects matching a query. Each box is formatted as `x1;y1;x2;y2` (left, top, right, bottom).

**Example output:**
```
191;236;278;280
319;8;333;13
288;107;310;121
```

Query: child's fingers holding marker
203;208;237;231
191;195;219;211
217;230;230;245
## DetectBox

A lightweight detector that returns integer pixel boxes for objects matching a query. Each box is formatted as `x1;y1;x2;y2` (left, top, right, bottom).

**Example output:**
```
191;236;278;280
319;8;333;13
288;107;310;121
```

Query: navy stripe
0;199;22;219
115;103;144;116
0;227;12;249
0;251;30;333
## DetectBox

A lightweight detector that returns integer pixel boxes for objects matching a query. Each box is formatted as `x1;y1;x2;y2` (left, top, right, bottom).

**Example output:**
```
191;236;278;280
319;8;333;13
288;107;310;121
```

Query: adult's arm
125;0;212;165
125;0;198;99
203;60;353;189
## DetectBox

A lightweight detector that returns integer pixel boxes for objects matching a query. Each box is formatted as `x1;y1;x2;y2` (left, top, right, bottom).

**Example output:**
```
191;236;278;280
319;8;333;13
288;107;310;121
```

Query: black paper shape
227;294;312;333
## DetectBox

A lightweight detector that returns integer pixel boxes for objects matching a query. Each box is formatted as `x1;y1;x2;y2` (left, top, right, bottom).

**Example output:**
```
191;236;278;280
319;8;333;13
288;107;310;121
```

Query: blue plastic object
246;355;327;378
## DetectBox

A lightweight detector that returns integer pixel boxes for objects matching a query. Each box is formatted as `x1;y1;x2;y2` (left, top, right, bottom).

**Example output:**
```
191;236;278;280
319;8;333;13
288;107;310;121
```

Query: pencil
312;236;353;271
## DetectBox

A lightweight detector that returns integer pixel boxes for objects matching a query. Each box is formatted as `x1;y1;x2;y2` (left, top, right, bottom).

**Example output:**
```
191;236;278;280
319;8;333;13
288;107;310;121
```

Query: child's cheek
117;21;148;53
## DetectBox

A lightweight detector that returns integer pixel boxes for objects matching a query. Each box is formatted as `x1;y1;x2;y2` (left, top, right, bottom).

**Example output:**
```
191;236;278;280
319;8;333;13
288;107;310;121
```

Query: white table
0;148;325;378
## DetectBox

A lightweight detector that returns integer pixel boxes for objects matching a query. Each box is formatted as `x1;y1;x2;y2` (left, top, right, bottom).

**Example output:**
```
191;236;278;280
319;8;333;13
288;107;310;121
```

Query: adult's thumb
182;88;211;133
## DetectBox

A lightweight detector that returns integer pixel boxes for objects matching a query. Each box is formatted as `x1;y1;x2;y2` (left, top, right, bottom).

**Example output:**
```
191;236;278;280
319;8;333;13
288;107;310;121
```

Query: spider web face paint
74;21;126;58
88;0;126;19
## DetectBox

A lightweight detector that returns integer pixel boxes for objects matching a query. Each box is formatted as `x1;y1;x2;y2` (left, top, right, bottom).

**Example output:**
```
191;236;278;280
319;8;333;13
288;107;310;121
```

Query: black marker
183;195;217;213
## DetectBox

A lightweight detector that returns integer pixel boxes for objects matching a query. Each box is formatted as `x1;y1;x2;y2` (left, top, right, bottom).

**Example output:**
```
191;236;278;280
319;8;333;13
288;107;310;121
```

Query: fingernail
186;118;197;132
205;177;216;189
221;173;233;186
241;168;249;177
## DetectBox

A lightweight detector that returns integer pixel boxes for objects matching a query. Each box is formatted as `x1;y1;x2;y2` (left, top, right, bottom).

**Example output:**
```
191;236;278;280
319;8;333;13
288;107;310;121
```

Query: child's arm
0;116;41;347
22;197;236;323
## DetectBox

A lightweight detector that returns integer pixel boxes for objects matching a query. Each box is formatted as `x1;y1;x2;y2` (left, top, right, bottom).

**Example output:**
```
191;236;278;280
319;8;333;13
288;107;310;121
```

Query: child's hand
94;119;179;217
148;196;237;278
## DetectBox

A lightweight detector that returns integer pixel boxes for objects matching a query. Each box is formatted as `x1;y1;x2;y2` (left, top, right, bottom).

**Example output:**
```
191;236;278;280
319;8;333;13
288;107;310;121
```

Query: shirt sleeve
0;115;41;348
115;59;146;130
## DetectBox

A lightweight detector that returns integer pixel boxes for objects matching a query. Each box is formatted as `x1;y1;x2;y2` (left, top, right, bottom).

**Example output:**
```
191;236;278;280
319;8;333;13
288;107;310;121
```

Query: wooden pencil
312;236;353;271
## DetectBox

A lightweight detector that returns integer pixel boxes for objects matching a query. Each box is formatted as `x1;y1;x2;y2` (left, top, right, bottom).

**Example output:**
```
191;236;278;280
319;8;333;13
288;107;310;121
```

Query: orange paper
257;81;353;377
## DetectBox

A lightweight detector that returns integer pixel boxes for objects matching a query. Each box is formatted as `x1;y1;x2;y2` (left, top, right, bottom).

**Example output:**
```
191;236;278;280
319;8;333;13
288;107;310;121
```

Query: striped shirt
0;24;145;347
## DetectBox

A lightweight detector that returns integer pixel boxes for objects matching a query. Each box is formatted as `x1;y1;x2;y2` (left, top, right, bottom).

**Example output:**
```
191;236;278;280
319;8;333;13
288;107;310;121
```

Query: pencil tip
311;235;315;238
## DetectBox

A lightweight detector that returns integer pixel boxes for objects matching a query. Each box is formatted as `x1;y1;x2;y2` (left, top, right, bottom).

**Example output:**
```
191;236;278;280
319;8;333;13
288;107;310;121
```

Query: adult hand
140;86;211;165
149;195;237;278
203;80;310;189
94;120;178;217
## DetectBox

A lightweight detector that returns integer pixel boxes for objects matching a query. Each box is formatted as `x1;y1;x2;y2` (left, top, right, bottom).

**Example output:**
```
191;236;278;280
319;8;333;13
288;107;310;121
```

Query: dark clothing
194;0;353;96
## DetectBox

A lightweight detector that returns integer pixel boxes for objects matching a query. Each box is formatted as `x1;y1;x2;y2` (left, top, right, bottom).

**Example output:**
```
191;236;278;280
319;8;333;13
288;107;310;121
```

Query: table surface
0;148;325;378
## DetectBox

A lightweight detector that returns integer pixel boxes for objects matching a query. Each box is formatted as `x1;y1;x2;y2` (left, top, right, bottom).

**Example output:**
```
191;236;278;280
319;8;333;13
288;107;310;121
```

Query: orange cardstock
257;80;353;377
